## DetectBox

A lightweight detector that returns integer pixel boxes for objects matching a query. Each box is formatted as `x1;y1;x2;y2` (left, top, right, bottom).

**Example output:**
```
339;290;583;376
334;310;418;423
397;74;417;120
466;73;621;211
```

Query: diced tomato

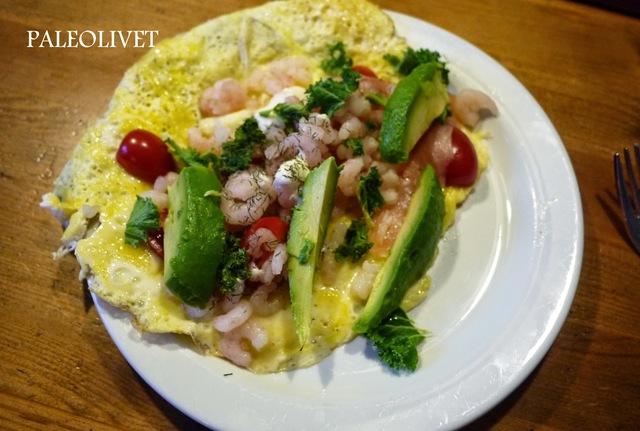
352;65;377;78
147;228;164;259
241;217;289;247
240;217;289;267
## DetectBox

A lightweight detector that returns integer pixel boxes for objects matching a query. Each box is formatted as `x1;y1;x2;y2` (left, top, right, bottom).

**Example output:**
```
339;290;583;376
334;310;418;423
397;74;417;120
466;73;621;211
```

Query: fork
614;143;640;254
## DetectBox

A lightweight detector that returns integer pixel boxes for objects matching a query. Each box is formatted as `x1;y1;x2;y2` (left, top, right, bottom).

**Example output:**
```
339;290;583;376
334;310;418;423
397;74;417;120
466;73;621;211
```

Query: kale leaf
365;308;429;372
220;117;267;174
304;68;360;118
321;42;354;75
124;196;161;247
334;217;373;262
165;137;218;169
357;167;385;224
384;47;449;84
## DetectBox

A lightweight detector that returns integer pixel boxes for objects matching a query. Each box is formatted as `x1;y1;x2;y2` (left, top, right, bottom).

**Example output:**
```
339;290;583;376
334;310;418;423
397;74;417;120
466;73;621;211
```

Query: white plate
94;10;583;431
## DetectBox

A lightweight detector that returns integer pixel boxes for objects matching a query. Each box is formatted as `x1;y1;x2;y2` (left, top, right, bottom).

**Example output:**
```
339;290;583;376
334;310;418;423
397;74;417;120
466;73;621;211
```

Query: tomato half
352;65;377;78
116;129;177;184
445;127;478;188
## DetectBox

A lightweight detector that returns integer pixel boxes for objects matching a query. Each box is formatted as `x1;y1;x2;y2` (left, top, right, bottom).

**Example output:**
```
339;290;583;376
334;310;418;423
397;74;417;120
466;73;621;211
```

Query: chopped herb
365;308;429;372
334;217;373;262
365;92;387;107
220;117;266;174
343;138;364;156
124;196;161;247
321;42;354;75
304;68;360;118
357;167;385;224
384;47;449;84
218;234;250;293
165;137;218;169
260;102;309;130
298;239;315;264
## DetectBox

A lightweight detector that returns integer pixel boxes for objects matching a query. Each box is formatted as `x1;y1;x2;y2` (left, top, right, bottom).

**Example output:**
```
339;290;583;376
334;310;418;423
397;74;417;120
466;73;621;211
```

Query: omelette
42;0;496;373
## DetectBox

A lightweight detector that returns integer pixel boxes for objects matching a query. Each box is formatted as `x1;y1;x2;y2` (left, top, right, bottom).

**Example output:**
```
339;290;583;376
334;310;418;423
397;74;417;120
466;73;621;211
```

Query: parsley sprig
124;196;161;247
365;308;429;372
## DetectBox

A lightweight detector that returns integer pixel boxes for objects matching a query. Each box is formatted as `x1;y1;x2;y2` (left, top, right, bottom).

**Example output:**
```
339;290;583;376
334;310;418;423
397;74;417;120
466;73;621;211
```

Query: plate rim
92;8;584;431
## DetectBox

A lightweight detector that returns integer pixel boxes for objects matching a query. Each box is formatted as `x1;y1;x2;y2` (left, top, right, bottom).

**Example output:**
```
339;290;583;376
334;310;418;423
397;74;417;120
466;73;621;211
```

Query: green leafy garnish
343;138;364;156
220;117;266;174
321;42;353;75
124;196;161;247
384;47;449;84
165;137;218;169
357;167;385;224
260;103;309;131
334;217;373;262
218;234;250;293
365;308;428;372
304;68;360;117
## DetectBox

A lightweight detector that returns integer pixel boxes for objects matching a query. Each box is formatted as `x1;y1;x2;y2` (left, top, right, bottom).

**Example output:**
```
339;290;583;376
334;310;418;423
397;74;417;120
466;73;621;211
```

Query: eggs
42;0;489;373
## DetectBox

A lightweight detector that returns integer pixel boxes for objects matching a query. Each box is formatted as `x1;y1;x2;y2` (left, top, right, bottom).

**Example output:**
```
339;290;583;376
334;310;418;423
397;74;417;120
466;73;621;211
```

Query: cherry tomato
352;65;377;78
445;127;478;187
116;129;177;183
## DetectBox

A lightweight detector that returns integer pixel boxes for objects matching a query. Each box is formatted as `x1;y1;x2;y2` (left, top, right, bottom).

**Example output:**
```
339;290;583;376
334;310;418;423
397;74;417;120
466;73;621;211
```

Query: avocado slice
164;165;225;308
287;157;339;345
379;63;449;163
352;164;444;334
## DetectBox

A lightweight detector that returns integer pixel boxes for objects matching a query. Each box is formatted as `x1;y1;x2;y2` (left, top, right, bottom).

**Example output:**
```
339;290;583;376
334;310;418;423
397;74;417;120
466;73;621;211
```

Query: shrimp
337;157;364;197
273;156;310;208
200;78;247;117
264;132;326;170
246;57;313;96
358;75;396;98
187;127;217;154
450;88;498;129
250;282;286;316
244;227;278;260
298;113;339;145
213;299;253;333
220;168;276;226
338;115;365;141
218;318;269;367
281;132;327;168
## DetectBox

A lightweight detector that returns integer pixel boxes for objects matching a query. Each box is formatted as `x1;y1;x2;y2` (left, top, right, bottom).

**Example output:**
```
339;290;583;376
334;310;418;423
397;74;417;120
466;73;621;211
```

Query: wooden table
1;0;639;429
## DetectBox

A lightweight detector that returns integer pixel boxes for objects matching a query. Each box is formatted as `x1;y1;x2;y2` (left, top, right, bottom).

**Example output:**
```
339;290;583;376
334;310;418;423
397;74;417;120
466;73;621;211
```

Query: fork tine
614;153;628;208
634;143;640;201
623;145;640;211
615;149;640;253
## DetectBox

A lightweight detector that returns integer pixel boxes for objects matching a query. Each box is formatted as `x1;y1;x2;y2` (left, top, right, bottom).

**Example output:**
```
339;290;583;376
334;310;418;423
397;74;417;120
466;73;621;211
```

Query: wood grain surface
1;0;639;429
